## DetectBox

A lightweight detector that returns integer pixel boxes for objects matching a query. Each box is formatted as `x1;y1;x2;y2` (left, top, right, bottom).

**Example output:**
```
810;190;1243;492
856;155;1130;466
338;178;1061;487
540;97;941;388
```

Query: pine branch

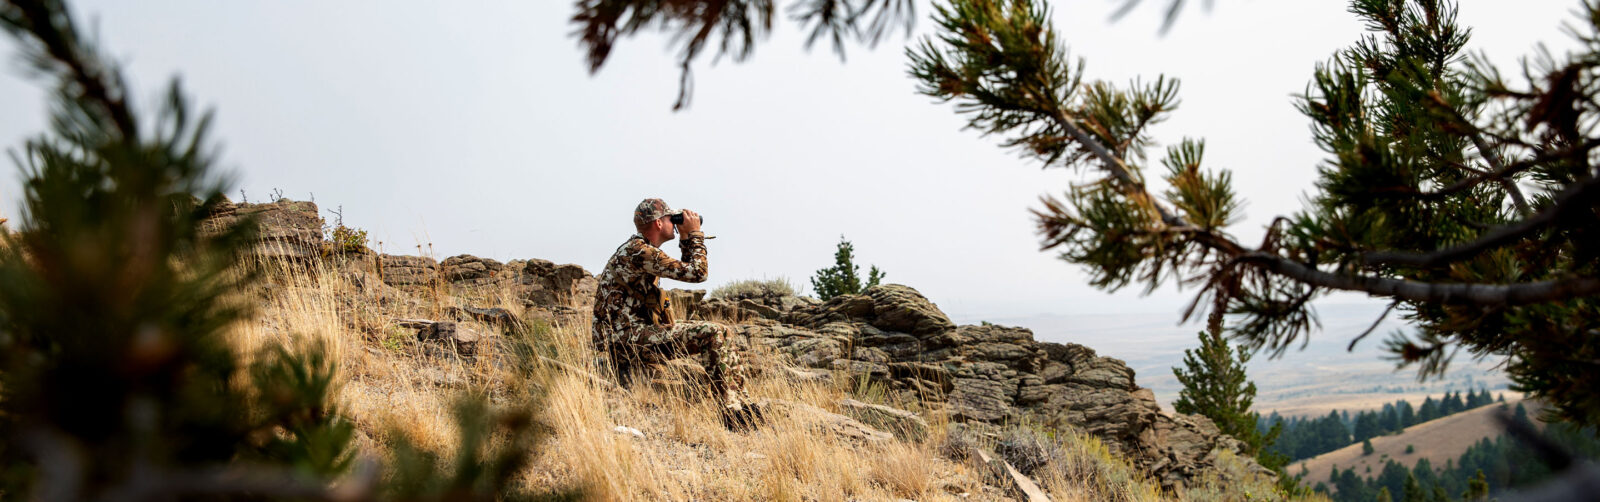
1236;251;1600;305
1038;102;1189;228
1466;127;1532;216
574;0;915;109
1359;169;1600;268
1;0;138;140
1379;138;1600;200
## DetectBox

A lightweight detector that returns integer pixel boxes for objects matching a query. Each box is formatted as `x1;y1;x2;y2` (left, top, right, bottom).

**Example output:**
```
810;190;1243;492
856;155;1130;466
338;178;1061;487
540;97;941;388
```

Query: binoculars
670;213;703;225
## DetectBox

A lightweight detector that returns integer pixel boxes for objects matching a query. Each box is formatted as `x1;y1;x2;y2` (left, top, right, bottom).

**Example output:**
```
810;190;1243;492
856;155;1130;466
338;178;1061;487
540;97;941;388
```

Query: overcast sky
0;1;1583;333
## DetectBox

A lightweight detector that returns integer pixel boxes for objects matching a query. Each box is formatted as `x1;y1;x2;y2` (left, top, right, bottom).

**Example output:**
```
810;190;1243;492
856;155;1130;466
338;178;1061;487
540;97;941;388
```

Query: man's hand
677;209;702;233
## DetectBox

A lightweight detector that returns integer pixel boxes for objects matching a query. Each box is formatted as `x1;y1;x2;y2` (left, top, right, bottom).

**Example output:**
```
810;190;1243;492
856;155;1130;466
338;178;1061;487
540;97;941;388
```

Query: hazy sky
0;0;1583;328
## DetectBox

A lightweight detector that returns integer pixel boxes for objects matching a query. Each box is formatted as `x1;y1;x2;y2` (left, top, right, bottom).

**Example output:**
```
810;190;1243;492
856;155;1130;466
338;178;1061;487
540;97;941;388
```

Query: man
591;198;759;428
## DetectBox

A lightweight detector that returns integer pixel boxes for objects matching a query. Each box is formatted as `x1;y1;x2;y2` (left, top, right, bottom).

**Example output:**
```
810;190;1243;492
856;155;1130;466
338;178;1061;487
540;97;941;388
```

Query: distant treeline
1261;388;1502;462
1311;403;1600;501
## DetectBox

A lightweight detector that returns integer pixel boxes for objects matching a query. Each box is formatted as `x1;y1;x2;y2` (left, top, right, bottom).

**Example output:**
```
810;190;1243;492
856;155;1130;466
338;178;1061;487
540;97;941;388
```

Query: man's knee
675;321;731;343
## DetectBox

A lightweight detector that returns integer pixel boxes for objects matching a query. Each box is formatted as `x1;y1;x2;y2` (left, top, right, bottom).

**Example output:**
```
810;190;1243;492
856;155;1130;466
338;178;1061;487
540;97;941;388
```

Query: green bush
328;223;370;255
710;277;796;300
323;206;370;256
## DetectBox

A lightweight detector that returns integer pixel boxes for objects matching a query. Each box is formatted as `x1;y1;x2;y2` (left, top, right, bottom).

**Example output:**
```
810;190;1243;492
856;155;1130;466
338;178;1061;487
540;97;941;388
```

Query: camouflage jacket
591;231;708;345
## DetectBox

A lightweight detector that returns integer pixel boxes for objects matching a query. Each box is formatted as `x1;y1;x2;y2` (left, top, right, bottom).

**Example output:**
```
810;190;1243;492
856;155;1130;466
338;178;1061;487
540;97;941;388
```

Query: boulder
379;254;438;290
447;305;525;334
781;366;833;384
413;320;487;358
737;298;783;320
524;305;588;329
760;399;892;445
838;398;930;442
865;284;955;337
519;259;597;309
667;289;706;320
441;254;506;288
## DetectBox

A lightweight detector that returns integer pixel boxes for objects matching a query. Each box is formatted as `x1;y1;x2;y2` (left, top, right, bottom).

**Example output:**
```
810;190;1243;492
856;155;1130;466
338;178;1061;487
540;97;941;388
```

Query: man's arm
639;232;708;283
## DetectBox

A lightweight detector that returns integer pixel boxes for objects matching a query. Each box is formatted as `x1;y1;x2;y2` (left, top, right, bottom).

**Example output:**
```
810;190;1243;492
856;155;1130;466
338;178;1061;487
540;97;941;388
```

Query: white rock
612;425;644;438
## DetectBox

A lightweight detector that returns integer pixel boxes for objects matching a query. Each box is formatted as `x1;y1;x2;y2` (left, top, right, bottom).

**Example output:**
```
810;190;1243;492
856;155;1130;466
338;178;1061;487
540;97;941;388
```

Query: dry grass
230;255;1291;501
1182;450;1330;502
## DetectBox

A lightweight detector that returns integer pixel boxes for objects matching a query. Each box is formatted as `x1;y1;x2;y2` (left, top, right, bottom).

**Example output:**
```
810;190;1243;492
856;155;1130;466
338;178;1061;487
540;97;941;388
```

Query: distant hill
1294;399;1543;488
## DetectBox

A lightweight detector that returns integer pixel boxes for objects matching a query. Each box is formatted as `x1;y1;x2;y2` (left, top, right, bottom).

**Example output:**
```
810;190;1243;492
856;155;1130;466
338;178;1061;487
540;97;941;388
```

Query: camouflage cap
633;198;683;227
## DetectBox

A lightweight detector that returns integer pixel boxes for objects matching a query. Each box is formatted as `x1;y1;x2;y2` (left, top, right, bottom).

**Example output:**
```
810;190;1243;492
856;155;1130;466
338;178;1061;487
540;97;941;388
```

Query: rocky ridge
710;284;1272;490
208;198;1270;492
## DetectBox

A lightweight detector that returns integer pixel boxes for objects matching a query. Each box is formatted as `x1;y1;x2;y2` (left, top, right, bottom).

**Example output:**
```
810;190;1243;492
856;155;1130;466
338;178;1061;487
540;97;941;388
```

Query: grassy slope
1293;400;1542;486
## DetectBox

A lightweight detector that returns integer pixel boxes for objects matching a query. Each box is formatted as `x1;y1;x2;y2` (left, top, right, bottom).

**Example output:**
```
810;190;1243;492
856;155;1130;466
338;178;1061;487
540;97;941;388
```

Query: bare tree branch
1349;300;1399;352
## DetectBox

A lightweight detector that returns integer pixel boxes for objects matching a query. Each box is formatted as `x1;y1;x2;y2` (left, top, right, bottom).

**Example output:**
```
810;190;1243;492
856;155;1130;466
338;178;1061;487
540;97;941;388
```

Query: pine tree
1448;391;1467;414
1170;318;1292;488
1172;324;1265;445
1355;412;1382;442
1465;469;1489;500
909;0;1600;425
1419;397;1440;422
1402;473;1424;502
0;0;576;498
1382;402;1402;433
810;235;886;300
1430;486;1449;502
0;0;343;495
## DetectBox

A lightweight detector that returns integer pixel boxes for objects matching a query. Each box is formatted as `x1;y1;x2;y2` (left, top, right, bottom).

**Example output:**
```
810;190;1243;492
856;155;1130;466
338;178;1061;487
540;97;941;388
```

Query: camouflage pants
606;321;749;408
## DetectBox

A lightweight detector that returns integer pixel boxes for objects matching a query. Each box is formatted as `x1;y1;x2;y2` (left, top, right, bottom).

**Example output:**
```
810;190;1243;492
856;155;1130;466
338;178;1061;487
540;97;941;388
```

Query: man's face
645;216;675;245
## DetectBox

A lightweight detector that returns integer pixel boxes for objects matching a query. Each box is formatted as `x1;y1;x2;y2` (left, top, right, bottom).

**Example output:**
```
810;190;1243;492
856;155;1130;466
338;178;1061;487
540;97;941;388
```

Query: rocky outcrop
696;286;819;322
706;284;1267;491
441;254;506;289
516;259;597;309
201;198;324;264
510;259;597;328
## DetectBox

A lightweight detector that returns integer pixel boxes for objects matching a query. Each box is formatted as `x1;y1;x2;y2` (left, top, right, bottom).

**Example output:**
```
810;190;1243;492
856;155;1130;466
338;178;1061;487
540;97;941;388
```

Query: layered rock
200;198;324;264
718;284;1268;491
378;254;438;290
441;254;507;289
697;285;819;322
516;259;597;310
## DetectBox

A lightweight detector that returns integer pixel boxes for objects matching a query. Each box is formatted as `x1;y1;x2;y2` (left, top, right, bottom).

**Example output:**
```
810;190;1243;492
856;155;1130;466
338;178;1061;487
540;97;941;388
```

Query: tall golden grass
231;254;1296;501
